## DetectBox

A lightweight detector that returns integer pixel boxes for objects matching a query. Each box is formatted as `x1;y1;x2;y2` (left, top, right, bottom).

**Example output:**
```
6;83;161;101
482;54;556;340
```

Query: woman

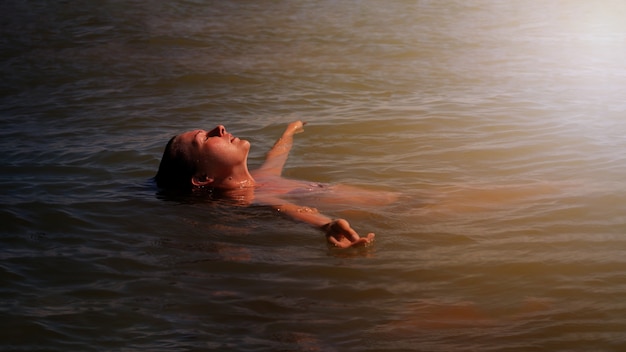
155;121;379;248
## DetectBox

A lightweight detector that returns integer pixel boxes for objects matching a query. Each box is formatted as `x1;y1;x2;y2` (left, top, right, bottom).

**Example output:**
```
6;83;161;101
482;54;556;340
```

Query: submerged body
156;121;386;248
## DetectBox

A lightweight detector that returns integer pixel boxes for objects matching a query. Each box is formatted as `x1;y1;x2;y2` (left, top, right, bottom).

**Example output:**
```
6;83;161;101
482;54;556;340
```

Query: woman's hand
257;121;307;177
324;219;375;248
285;120;306;137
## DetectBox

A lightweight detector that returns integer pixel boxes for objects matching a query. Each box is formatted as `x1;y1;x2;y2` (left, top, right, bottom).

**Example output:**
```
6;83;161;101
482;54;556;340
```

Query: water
2;0;626;350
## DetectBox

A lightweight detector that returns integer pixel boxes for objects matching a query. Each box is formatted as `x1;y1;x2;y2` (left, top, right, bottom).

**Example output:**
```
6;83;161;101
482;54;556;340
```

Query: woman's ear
191;175;213;187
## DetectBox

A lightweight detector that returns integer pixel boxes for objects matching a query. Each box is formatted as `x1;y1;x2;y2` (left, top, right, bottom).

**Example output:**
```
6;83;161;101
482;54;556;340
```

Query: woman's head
155;125;252;191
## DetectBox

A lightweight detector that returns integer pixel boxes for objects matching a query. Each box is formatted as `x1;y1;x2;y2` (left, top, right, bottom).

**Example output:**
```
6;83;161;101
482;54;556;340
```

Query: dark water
2;1;626;351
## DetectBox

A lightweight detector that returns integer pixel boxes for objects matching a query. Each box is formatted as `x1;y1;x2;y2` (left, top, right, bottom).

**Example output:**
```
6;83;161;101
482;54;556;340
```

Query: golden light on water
4;1;626;350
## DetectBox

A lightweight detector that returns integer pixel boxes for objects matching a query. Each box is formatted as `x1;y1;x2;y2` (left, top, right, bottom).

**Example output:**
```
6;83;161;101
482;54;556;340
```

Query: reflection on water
2;0;626;351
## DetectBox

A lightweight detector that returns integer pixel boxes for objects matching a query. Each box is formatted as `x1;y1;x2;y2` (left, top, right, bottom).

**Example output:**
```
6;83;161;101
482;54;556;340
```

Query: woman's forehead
179;129;202;140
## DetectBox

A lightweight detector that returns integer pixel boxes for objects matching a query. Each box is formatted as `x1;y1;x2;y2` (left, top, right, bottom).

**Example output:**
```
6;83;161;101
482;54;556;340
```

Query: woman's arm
273;202;375;248
255;121;375;248
256;121;306;176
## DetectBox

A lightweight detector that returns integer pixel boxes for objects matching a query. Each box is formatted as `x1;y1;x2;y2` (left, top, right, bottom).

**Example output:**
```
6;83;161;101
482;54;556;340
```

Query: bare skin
168;121;377;248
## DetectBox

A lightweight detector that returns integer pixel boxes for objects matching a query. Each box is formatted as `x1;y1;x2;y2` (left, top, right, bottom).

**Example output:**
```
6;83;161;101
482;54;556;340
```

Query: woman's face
177;125;251;174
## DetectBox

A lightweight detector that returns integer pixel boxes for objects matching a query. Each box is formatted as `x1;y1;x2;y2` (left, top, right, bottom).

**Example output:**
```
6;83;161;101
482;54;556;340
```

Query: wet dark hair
155;135;196;191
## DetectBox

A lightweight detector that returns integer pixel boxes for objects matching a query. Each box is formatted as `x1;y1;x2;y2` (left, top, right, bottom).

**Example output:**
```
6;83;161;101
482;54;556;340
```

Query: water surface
2;1;626;351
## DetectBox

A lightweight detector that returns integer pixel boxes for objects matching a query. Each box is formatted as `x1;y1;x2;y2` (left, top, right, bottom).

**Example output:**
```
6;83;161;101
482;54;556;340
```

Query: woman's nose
208;125;226;137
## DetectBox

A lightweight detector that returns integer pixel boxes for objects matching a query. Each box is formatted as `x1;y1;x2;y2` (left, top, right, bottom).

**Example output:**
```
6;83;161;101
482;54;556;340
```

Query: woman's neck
214;167;256;190
209;171;256;205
